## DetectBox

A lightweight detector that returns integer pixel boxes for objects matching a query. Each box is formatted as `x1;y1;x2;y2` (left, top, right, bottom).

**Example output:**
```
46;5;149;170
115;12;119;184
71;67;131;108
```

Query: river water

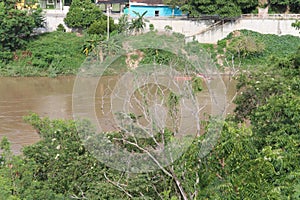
0;76;236;154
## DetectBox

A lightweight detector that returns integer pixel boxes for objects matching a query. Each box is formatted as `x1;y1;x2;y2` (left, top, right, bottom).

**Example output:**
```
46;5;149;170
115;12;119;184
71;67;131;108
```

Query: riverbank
0;32;86;77
0;30;299;77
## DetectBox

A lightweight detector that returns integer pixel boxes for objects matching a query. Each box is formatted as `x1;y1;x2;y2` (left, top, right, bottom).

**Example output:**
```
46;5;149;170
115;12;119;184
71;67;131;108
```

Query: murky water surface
0;76;236;154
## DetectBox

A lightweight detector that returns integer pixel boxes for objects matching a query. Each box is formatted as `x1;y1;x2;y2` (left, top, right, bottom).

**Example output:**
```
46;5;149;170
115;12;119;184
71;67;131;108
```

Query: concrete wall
44;9;70;32
191;19;300;43
144;18;213;36
44;12;299;43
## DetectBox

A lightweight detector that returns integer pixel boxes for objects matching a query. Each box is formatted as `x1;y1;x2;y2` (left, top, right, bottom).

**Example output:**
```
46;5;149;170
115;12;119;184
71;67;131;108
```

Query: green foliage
56;24;66;32
227;35;265;58
0;32;86;77
1;100;300;199
268;0;300;13
0;0;44;62
21;113;167;199
181;0;258;18
292;20;300;32
117;14;130;34
149;23;155;31
64;0;104;30
251;94;300;143
140;48;179;67
129;11;148;34
87;17;116;35
181;0;300;18
164;25;173;31
0;136;11;152
167;92;180;111
0;29;299;200
294;46;300;67
213;30;300;68
234;47;300;121
163;0;185;9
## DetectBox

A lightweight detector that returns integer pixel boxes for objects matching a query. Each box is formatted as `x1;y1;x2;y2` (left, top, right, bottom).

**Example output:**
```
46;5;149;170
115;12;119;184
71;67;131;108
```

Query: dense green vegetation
1;1;300;198
292;20;300;33
267;0;300;13
207;30;300;69
177;0;300;18
0;0;44;63
180;0;258;18
0;31;300;198
0;32;86;77
65;0;110;30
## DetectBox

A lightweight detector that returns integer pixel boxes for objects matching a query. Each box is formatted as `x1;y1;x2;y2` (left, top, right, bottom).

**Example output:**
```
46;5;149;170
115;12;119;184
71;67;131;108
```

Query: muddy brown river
0;76;236;154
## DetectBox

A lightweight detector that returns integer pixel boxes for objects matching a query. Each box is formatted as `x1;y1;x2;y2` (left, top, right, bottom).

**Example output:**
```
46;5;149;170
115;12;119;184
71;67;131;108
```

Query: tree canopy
179;0;300;18
268;0;300;13
0;0;44;62
180;0;258;18
64;0;114;31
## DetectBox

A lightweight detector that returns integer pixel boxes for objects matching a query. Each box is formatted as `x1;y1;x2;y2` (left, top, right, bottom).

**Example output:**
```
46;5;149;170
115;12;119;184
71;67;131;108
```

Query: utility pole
107;5;112;40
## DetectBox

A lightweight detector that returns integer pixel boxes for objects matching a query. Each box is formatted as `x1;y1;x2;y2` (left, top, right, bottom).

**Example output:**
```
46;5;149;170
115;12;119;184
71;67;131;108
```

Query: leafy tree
268;0;300;13
87;17;116;35
180;0;258;18
227;35;265;58
129;11;148;35
234;48;300;121
0;0;44;62
117;14;130;34
64;0;104;30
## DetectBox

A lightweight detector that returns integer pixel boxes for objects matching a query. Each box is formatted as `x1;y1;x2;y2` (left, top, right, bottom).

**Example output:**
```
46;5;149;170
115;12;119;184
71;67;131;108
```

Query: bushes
87;18;116;35
64;0;104;30
214;30;300;68
64;0;117;37
56;24;66;32
0;1;44;63
227;35;265;58
1;32;86;77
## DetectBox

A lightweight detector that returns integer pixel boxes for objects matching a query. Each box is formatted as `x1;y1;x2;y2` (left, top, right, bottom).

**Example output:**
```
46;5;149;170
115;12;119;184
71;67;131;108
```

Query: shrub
164;25;172;31
149;23;155;31
87;18;116;35
1;32;86;76
56;24;66;32
64;0;104;30
227;35;265;58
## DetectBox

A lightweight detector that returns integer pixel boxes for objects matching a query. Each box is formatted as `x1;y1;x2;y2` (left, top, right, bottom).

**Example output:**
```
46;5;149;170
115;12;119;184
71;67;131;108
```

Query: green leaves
129;11;148;34
227;35;265;58
64;0;105;30
292;20;300;33
0;1;44;62
181;0;258;18
1;32;86;76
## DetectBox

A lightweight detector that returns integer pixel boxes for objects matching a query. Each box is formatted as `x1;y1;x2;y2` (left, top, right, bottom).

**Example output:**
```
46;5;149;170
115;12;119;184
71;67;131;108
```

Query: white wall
44;10;70;32
45;13;300;43
192;19;300;43
145;18;213;36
